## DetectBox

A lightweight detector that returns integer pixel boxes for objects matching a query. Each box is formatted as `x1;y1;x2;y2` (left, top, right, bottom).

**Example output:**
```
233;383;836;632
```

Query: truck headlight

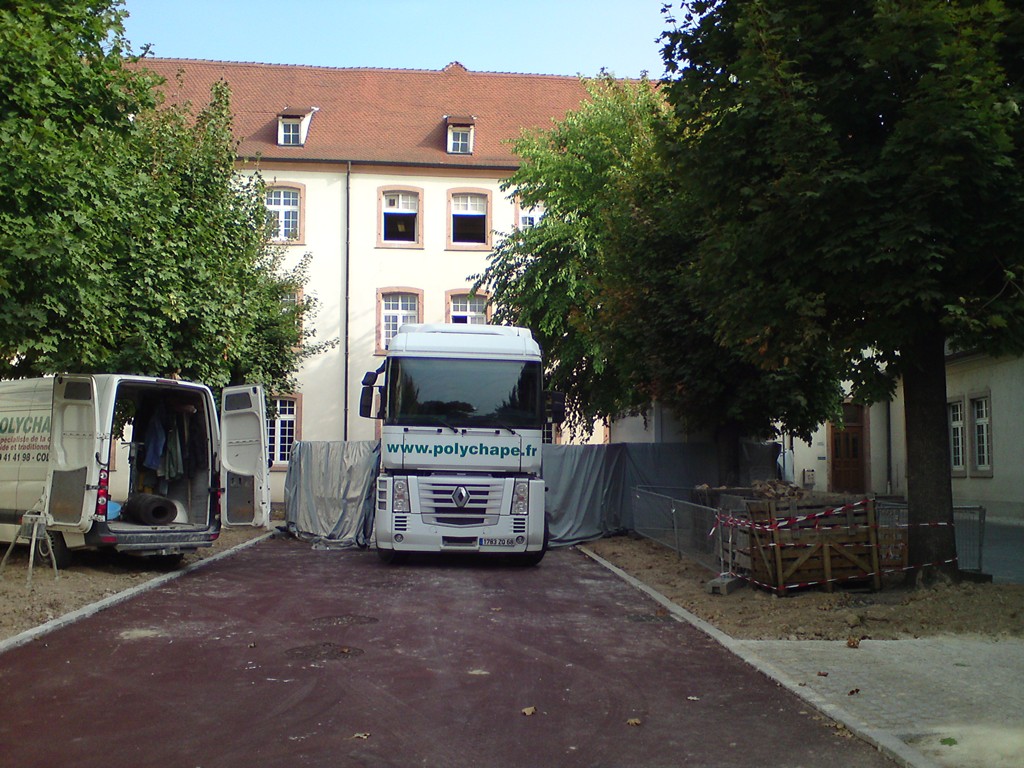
393;478;410;513
512;480;529;515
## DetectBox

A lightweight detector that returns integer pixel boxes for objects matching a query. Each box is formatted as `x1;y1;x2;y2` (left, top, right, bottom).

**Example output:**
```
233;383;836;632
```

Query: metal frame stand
0;513;60;585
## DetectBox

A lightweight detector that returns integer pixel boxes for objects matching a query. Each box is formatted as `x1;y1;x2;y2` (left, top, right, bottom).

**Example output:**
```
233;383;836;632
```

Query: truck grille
417;478;505;527
418;479;504;514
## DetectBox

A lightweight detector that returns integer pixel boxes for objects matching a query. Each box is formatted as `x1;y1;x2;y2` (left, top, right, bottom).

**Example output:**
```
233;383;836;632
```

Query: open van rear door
220;385;270;527
47;375;100;529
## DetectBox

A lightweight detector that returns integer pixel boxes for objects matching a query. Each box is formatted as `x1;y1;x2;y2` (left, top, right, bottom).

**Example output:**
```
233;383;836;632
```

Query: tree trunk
901;328;958;585
715;421;742;487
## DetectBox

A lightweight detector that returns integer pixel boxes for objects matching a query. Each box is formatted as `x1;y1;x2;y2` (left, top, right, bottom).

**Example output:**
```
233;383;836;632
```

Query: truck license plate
479;537;515;547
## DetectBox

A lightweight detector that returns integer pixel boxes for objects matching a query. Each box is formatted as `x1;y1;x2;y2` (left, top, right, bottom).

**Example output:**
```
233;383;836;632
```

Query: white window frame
277;109;317;146
378;187;423;247
378;289;422;353
970;394;993;476
266;187;302;241
267;396;299;467
448;125;474;154
449;292;487;324
448;189;491;249
518;202;545;228
948;398;966;477
279;118;302;146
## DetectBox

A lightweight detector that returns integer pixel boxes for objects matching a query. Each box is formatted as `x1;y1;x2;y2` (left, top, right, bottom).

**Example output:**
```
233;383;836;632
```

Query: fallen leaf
846;636;861;649
686;696;700;701
848;688;860;696
626;718;642;727
351;733;371;740
521;706;537;716
817;671;829;677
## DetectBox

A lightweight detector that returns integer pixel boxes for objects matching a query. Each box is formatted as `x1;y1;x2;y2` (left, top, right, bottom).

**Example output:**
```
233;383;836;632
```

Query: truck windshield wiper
496;424;518;435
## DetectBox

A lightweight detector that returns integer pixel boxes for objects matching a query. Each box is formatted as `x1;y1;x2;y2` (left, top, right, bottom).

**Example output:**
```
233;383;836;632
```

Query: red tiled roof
137;59;593;169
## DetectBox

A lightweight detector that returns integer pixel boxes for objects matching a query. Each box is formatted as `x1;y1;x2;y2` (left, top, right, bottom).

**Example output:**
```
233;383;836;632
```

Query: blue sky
120;1;673;79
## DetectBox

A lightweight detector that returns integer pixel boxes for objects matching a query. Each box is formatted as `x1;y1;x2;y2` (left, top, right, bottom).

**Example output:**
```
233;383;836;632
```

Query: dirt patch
0;526;268;642
3;529;1022;644
585;534;1024;641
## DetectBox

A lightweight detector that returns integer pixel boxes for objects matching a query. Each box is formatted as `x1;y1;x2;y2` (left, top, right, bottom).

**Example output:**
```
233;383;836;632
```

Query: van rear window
224;391;253;411
63;381;92;401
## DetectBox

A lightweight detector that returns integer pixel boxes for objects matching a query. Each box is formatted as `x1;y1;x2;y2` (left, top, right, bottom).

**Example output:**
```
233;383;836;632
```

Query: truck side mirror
546;391;566;424
358;386;377;419
361;370;378;386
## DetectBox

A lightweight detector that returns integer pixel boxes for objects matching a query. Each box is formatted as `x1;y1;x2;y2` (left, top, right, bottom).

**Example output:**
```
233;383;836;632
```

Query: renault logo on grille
452;486;470;508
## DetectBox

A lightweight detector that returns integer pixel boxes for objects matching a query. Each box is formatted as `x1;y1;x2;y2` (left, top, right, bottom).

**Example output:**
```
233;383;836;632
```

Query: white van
0;374;269;567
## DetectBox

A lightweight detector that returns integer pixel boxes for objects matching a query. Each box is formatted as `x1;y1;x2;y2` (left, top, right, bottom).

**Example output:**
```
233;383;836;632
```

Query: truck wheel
512;520;549;567
377;547;408;565
38;531;72;569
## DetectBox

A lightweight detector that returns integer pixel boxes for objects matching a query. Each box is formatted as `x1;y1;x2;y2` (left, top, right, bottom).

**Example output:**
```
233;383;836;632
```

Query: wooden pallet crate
729;499;885;594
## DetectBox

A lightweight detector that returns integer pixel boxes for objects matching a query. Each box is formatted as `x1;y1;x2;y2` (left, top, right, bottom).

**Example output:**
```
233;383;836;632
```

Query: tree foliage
476;75;843;464
0;0;321;395
660;0;1024;574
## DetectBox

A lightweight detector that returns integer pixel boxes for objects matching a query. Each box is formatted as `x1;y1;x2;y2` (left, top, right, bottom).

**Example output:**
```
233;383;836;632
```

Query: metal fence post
671;502;681;560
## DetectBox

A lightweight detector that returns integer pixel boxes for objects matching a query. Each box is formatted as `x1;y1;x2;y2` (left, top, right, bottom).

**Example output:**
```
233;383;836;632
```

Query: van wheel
150;553;185;569
38;531;72;569
377;547;408;565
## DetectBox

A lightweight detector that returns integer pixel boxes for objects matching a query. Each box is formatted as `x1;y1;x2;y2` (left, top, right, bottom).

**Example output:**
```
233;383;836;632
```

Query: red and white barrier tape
726;557;959;593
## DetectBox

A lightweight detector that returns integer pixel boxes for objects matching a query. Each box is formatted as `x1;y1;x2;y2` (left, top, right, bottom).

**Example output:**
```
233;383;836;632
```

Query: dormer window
445;115;476;154
277;107;318;147
280;119;301;146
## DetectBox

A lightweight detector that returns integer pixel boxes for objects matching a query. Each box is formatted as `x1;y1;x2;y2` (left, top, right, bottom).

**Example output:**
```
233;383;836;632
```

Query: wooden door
831;404;865;494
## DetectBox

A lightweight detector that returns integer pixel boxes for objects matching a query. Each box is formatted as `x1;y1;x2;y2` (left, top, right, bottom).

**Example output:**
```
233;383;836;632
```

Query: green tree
476;76;844;480
661;0;1024;578
0;1;319;397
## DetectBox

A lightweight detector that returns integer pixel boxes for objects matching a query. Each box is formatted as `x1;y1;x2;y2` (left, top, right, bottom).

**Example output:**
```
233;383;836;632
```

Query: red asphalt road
0;538;895;768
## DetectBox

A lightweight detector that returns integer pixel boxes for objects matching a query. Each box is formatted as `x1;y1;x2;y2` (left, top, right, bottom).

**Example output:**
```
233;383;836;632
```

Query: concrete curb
578;545;943;768
0;530;274;657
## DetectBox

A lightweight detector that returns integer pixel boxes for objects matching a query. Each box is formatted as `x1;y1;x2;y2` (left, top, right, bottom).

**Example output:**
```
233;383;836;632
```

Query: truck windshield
386;357;543;429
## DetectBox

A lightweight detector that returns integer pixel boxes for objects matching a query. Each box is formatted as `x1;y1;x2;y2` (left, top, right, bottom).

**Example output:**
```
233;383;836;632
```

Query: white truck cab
0;374;269;566
360;324;564;565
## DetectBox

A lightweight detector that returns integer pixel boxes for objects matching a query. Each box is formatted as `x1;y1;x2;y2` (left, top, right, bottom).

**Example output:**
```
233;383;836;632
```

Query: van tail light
213;474;223;517
94;468;110;520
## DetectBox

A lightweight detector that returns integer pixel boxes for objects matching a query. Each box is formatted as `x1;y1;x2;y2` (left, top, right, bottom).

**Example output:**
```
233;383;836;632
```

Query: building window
448;126;473;154
448;189;491;249
279;119;301;146
377;288;422;353
277;108;318;146
970;395;993;475
445;115;475;154
948;399;966;476
267;396;299;466
543;423;556;444
266;186;303;241
517;201;545;228
448;292;487;324
377;187;423;247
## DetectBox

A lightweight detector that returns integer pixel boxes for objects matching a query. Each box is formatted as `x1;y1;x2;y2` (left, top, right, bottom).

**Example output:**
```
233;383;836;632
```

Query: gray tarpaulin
543;443;720;545
283;441;379;548
283;440;727;548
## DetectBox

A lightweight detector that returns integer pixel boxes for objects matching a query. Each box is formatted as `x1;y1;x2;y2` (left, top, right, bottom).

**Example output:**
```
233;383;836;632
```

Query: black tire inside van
122;494;178;526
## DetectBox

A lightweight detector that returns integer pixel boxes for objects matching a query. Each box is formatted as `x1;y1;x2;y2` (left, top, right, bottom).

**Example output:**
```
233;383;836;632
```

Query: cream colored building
787;353;1023;522
141;60;592;502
